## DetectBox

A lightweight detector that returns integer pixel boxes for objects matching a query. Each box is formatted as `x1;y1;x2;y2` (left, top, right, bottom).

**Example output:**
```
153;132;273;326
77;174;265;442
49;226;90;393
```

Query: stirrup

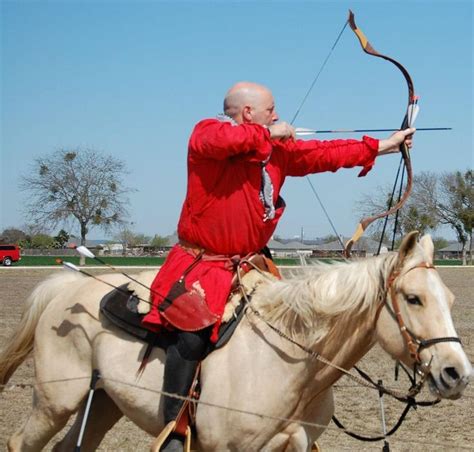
150;421;191;452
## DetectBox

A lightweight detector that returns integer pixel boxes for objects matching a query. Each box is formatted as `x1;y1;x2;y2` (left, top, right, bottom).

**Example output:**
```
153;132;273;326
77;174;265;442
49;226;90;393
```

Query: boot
161;433;185;452
162;345;199;425
159;330;208;452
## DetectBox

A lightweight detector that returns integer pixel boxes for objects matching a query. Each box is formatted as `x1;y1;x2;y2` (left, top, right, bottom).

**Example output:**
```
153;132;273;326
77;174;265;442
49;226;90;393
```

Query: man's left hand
378;127;416;155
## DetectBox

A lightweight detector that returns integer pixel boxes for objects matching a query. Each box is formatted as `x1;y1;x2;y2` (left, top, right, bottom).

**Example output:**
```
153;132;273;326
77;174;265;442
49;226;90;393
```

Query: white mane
252;253;398;345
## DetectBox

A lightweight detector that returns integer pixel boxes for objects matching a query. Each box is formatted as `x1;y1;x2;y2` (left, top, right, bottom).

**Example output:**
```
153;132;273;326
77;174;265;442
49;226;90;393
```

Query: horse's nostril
444;367;460;381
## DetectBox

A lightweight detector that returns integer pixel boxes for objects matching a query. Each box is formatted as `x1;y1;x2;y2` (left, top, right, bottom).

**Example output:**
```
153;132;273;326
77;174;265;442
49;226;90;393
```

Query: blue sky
1;0;472;240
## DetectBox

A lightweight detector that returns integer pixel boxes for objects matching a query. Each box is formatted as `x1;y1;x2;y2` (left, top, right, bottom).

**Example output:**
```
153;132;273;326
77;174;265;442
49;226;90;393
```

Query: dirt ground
0;267;472;451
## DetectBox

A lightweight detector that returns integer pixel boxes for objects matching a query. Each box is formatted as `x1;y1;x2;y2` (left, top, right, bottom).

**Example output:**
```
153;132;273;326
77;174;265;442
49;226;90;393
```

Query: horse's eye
406;295;422;306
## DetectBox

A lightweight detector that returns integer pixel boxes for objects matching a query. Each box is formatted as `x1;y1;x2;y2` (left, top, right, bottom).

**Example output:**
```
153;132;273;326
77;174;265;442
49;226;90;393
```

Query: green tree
30;233;56;249
150;234;169;248
20;149;134;264
0;228;28;244
54;229;70;248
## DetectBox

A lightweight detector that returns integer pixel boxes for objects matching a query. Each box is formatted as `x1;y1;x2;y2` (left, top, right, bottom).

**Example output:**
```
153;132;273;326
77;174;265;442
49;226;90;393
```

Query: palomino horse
1;232;471;451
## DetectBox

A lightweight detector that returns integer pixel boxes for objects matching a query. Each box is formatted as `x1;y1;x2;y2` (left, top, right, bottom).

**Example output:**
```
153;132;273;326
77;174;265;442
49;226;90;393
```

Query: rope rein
233;258;466;441
236;260;435;402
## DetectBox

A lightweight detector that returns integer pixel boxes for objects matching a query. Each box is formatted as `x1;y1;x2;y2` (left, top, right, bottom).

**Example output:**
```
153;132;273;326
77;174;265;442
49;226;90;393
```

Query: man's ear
242;105;252;122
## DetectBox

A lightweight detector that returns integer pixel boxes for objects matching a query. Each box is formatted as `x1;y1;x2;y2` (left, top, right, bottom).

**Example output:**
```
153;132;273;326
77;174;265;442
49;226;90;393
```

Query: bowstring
378;98;417;254
390;164;406;250
290;17;349;251
376;157;404;254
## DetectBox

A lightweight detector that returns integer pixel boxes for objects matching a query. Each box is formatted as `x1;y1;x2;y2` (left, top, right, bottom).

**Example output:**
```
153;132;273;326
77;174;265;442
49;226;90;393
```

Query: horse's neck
252;258;389;394
219;256;391;416
243;300;377;384
313;308;377;381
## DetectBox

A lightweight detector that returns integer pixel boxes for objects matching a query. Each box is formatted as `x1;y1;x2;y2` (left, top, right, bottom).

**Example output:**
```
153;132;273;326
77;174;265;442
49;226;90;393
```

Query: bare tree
20;149;134;254
437;170;473;264
113;221;152;256
355;173;443;250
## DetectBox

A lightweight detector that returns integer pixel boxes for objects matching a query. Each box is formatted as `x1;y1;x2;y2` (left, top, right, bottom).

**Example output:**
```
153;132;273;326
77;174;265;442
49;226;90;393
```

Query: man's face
249;90;279;126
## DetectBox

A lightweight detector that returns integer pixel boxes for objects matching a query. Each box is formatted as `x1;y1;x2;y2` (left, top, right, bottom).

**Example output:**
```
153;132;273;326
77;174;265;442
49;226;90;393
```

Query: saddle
99;261;279;452
99;283;247;350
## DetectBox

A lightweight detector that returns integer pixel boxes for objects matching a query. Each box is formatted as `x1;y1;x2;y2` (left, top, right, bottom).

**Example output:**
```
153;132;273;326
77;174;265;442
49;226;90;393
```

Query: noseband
384;262;462;374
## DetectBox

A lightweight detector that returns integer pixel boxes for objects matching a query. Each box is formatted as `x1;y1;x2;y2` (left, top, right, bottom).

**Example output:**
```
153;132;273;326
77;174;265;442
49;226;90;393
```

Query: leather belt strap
178;239;205;257
178;239;281;284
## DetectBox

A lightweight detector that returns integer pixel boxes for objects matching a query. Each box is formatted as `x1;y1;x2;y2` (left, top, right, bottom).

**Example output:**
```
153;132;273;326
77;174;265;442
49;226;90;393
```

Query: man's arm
271;121;415;155
189;119;272;161
280;135;380;177
272;121;416;176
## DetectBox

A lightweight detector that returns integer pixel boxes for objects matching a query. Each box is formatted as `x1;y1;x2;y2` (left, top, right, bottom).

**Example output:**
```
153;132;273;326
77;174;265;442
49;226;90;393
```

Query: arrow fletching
295;127;318;136
63;261;80;272
76;245;95;259
407;103;420;127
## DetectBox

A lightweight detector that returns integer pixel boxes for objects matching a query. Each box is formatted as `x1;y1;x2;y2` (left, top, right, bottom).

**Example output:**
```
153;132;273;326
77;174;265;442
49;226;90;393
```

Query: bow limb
344;10;416;257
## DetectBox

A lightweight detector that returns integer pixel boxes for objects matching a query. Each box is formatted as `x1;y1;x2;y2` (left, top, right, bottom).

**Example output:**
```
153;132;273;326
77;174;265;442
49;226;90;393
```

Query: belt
178;239;281;282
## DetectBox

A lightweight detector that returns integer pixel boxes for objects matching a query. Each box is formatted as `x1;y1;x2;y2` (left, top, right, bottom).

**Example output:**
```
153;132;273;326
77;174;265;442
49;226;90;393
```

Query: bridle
382;261;462;376
239;257;464;441
241;257;462;398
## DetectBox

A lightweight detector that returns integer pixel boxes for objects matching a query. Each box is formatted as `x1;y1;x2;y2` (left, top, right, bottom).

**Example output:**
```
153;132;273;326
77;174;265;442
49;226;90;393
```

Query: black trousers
163;328;210;424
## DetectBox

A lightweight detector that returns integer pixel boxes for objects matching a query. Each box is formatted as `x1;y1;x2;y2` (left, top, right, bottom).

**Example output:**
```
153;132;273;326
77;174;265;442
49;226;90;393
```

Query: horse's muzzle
428;364;471;400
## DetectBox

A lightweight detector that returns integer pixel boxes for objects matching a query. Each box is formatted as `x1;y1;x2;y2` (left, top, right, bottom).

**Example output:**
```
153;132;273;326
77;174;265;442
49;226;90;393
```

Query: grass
14;255;167;267
9;255;464;267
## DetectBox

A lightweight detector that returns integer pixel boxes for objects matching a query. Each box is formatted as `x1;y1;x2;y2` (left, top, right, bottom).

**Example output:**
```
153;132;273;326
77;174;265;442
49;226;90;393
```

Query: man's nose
272;112;279;122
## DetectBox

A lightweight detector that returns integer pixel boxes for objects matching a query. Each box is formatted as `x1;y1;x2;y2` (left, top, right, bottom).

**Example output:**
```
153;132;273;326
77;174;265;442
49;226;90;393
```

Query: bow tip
348;9;355;25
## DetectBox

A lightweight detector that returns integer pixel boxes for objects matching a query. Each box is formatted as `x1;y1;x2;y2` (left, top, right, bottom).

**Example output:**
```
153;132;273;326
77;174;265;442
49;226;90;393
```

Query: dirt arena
1;267;472;451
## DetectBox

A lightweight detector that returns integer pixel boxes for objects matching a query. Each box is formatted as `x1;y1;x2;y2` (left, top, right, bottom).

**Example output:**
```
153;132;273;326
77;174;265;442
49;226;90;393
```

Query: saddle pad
100;284;246;349
213;300;247;349
100;284;159;342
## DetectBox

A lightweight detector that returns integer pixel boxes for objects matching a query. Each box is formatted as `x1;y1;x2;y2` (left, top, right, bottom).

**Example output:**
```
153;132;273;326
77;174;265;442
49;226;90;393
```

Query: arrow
295;127;451;136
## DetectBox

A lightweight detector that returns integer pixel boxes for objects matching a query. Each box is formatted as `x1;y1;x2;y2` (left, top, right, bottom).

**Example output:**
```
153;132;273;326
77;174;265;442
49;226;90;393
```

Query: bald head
223;82;278;126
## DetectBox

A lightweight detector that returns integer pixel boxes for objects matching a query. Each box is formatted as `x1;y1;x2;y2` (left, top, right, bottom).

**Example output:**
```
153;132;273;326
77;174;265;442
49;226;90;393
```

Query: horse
0;232;471;451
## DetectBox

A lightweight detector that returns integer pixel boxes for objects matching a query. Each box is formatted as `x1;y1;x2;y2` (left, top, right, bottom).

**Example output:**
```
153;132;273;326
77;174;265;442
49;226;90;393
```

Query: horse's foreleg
52;389;123;452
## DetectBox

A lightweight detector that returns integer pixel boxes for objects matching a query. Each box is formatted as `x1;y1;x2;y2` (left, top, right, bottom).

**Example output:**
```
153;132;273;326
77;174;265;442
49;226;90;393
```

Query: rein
237;258;460;442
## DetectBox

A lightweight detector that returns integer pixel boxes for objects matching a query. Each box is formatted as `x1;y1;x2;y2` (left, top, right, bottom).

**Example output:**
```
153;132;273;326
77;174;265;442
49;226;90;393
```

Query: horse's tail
0;271;85;388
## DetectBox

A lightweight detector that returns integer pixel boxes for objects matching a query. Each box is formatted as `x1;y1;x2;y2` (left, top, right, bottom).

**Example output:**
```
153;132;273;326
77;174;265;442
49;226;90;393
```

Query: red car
0;244;21;266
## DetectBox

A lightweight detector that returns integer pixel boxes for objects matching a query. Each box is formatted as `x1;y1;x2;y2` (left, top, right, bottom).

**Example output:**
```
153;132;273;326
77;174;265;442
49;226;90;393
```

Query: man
144;81;415;451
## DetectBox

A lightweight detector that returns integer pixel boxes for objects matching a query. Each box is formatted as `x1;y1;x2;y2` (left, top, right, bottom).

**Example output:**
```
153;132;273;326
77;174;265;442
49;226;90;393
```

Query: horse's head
375;231;472;399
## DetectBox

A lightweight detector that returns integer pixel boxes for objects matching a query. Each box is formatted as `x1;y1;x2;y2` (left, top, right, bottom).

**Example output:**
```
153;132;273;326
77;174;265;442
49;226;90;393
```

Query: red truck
0;245;21;266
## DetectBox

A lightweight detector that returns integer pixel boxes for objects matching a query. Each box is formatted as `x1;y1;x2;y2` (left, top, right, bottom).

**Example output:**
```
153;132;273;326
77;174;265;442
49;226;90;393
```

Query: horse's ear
419;234;434;264
397;231;419;265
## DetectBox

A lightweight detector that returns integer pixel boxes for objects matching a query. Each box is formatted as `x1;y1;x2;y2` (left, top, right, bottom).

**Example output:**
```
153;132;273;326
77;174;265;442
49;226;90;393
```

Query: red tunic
142;118;379;339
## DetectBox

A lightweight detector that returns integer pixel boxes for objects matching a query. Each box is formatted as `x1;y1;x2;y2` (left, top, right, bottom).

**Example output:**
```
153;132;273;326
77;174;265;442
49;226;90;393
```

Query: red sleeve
188;119;273;162
278;135;379;177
